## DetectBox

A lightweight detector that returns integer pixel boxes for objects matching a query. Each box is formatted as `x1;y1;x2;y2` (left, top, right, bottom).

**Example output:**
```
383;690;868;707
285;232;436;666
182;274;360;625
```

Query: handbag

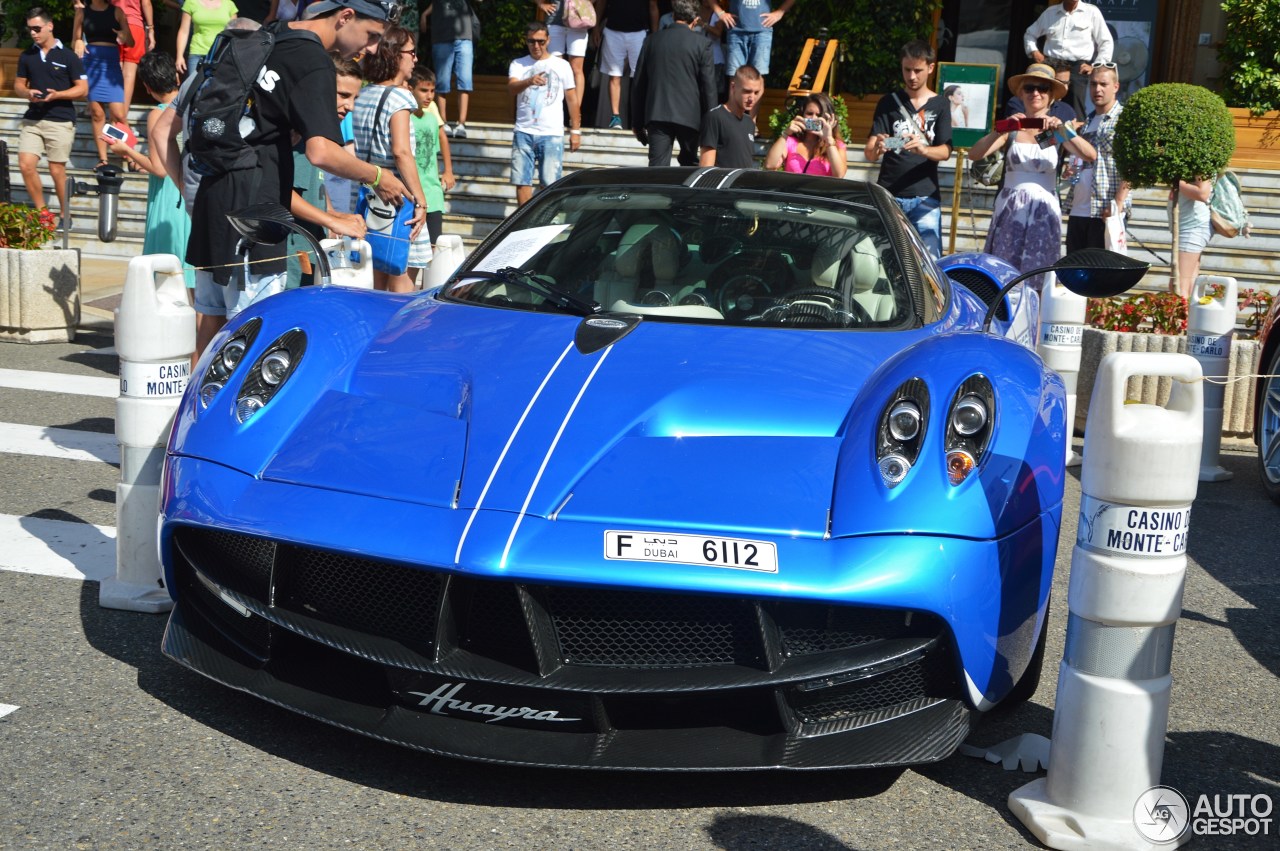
357;87;413;276
357;186;414;275
970;151;1005;187
565;0;597;30
969;131;1015;188
1104;201;1127;255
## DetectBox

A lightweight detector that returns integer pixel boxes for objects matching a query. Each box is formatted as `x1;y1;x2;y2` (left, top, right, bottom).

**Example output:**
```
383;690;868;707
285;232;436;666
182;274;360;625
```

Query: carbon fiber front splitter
162;600;972;771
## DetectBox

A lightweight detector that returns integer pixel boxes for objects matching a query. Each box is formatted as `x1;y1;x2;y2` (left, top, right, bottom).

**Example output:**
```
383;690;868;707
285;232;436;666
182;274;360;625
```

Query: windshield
441;187;914;330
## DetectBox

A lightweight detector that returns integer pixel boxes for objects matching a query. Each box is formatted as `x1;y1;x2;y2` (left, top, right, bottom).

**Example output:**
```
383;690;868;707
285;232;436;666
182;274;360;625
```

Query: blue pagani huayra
160;167;1144;770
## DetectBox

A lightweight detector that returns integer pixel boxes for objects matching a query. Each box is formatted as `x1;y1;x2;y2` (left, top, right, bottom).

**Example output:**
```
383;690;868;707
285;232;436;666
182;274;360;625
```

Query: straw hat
1007;63;1068;101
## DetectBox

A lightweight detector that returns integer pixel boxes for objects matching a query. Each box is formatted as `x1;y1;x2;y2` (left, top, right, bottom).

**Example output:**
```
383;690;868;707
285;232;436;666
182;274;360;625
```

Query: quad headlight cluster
196;318;307;423
876;375;995;488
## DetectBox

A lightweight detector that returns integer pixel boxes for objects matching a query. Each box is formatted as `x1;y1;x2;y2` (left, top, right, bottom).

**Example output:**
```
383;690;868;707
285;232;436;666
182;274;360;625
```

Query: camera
804;118;822;132
994;116;1046;133
883;135;907;152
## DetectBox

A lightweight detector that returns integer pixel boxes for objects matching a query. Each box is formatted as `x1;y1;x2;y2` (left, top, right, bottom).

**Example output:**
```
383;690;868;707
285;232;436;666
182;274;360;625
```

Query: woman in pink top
765;92;847;178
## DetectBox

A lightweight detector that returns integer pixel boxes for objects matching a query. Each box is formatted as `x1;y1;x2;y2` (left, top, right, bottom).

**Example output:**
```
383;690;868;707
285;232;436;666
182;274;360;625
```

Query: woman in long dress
968;63;1096;294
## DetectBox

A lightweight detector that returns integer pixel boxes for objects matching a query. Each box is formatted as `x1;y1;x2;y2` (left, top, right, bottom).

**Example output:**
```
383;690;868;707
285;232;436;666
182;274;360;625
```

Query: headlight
198;318;261;410
944;377;995;486
260;350;291;385
876;378;929;489
233;329;307;423
888;401;921;441
951;394;987;435
235;394;266;423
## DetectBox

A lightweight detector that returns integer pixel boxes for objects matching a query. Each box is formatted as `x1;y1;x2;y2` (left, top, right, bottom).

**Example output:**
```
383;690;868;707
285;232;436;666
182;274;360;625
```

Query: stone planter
1077;327;1259;438
0;246;81;343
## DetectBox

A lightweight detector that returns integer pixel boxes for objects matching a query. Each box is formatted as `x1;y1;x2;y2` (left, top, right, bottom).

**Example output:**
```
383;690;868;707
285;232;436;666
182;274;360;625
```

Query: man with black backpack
183;0;412;360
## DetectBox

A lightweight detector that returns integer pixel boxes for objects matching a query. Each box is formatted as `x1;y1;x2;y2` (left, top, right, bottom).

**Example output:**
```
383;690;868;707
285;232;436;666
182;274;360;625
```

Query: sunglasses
26;23;48;31
1092;61;1117;69
527;38;548;45
401;48;416;56
1022;84;1051;94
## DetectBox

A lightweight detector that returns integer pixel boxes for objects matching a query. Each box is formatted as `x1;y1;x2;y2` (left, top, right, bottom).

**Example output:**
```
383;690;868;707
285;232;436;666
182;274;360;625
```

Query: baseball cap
303;0;400;22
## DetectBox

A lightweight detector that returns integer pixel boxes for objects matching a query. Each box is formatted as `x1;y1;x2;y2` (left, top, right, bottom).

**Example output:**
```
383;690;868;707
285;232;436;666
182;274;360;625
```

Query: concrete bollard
1038;280;1088;467
320;236;374;289
101;254;195;613
1188;274;1236;482
424;234;466;290
1009;351;1202;850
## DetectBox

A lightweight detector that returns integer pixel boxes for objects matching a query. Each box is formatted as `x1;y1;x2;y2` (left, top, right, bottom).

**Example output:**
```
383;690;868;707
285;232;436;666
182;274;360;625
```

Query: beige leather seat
810;236;895;322
594;223;682;307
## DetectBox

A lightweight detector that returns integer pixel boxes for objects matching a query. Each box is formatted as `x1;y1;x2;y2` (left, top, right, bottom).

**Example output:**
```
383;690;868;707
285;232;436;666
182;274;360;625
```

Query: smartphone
31;91;47;100
102;124;129;143
804;118;822;132
1019;117;1045;129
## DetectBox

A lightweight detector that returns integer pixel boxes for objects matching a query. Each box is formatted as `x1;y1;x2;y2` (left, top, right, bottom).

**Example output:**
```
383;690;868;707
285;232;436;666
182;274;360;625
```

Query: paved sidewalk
80;254;131;328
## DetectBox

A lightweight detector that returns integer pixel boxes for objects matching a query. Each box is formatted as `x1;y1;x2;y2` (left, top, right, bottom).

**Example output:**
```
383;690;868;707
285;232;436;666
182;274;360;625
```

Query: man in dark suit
630;0;718;167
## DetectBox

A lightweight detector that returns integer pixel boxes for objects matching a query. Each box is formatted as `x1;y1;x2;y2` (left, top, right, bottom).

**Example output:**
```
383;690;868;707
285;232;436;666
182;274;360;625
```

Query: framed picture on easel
937;62;1000;149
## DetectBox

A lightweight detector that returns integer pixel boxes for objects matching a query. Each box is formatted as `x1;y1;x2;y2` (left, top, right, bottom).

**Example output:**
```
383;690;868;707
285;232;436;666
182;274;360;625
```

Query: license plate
604;531;778;573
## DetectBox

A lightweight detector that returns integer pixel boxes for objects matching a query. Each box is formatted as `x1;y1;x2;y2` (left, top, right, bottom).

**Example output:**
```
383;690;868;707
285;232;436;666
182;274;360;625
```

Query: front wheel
1259;345;1280;504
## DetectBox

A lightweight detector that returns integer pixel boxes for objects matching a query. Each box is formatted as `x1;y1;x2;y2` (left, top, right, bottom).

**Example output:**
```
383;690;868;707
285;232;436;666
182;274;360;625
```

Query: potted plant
1112;83;1236;293
0;203;81;343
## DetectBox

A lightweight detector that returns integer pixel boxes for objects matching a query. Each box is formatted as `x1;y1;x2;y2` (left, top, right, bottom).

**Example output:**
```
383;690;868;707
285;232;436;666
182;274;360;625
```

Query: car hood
258;296;911;537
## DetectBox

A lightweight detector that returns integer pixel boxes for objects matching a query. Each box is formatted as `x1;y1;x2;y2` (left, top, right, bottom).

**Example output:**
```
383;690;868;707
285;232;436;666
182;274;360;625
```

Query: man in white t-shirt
508;21;581;206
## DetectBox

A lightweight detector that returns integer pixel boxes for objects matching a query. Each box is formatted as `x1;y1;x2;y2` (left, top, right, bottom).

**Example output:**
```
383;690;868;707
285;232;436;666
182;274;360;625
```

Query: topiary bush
1218;0;1280;115
1113;83;1236;188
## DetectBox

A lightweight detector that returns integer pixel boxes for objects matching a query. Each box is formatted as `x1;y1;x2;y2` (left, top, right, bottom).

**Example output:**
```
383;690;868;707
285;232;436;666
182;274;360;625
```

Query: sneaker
445;122;456;136
608;114;623;130
453;123;468;139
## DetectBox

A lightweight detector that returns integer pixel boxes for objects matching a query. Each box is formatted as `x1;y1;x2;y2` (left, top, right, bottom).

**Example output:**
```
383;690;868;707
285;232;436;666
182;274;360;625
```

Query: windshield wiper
462;267;601;317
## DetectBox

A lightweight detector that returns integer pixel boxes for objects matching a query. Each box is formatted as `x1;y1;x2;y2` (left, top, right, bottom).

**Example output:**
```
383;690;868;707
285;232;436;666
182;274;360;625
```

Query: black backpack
176;23;309;177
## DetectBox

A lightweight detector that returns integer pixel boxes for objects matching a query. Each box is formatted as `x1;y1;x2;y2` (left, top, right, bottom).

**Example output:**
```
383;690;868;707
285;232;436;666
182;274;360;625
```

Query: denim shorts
894;195;942;260
725;28;773;76
432;39;473;94
511;131;564;188
194;269;285;319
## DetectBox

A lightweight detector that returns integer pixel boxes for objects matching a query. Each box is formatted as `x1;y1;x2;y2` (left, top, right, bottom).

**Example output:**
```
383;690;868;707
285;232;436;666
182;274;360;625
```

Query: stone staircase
3;95;1277;305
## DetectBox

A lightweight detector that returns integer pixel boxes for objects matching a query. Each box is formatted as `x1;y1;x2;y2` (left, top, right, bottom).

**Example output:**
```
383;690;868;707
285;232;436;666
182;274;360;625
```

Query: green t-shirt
411;110;445;213
184;0;239;57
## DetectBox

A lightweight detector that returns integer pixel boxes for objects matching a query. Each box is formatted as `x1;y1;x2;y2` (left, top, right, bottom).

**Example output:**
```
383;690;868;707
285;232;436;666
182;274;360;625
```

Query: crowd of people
9;0;1214;339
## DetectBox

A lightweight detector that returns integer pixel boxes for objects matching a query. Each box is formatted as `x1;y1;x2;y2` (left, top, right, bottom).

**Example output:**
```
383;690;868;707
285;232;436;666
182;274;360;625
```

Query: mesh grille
273;544;444;654
787;652;954;725
175;527;274;601
775;603;915;656
546;587;761;668
947;267;1009;321
175;552;272;656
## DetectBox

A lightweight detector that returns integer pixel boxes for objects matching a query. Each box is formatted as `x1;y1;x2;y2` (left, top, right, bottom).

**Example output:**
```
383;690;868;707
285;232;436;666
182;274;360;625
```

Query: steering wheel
718;272;774;319
776;287;872;327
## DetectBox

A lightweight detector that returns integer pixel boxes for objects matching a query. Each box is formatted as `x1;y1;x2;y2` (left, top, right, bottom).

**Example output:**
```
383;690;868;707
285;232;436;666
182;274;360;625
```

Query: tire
1000;600;1050;709
1260;345;1280;505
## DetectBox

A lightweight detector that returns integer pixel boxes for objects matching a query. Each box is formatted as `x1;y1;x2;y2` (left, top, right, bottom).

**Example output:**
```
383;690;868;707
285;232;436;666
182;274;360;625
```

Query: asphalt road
1;319;1277;850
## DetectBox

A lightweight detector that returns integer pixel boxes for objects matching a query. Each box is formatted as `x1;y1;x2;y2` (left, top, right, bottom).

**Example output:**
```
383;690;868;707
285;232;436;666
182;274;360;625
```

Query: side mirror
226;202;332;286
982;248;1150;332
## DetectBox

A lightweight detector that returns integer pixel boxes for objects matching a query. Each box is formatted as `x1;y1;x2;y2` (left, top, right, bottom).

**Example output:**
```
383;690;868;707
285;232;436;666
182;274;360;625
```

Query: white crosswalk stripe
0;422;120;465
0;367;118;398
0;514;116;581
0;704;18;719
0;366;121;581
